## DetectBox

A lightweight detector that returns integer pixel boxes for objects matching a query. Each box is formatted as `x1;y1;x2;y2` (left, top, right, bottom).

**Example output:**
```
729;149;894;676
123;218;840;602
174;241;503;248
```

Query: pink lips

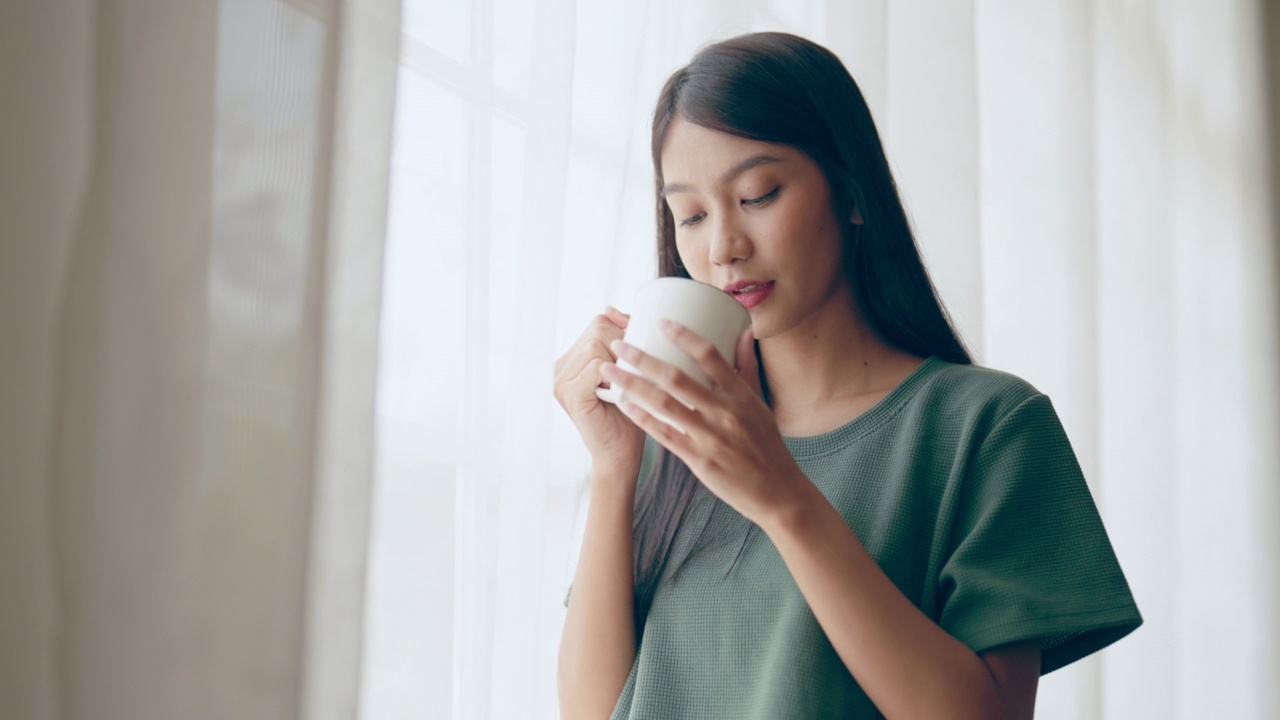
725;281;775;309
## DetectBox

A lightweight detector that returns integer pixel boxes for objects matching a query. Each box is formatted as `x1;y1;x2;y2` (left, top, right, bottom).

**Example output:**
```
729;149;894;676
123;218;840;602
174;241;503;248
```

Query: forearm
759;477;1002;720
557;468;638;719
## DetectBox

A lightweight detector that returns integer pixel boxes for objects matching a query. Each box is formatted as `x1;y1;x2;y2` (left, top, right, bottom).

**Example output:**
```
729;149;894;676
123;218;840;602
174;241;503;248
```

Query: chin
748;318;778;342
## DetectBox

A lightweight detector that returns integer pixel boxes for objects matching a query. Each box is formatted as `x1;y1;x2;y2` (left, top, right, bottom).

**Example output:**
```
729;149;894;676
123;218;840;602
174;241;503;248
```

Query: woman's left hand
601;319;812;527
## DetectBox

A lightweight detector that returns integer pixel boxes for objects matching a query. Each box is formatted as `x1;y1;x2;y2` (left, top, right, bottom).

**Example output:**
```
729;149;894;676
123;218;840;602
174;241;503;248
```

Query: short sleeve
937;393;1142;674
562;437;659;609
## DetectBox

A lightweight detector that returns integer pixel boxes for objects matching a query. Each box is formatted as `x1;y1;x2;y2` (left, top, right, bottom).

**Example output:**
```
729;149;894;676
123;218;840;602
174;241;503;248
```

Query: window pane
377;69;468;448
363;68;469;718
493;0;535;96
488;117;526;415
570;3;634;143
403;0;471;65
546;157;619;486
360;455;456;718
554;156;619;358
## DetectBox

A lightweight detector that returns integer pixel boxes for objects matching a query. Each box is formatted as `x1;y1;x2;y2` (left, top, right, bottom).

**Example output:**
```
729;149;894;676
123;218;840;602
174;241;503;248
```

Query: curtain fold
51;4;218;717
0;1;399;718
0;0;93;717
300;2;400;719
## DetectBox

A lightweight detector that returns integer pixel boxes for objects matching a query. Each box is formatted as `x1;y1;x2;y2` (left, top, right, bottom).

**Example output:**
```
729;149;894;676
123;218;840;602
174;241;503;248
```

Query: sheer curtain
1;1;398;718
369;0;1279;719
3;1;1275;719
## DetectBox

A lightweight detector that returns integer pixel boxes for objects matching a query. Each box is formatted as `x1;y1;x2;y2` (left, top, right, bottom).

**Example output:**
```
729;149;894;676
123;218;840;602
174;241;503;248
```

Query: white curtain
370;0;1279;719
0;1;399;718
3;1;1276;719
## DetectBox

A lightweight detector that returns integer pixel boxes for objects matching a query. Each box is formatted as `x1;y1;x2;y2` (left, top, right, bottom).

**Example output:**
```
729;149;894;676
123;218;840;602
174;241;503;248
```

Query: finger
593;317;627;349
565;352;606;392
601;360;703;431
580;338;617;388
554;352;599;412
603;305;630;329
608;338;717;410
558;338;613;395
656;319;739;390
559;313;623;375
564;314;626;370
617;399;694;452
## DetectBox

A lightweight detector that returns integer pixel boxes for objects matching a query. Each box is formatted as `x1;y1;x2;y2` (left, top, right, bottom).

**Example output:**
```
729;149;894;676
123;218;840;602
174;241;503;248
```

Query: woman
554;31;1141;720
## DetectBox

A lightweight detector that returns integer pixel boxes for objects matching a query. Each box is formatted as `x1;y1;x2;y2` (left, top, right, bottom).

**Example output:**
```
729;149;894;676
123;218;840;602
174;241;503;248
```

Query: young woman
554;31;1141;720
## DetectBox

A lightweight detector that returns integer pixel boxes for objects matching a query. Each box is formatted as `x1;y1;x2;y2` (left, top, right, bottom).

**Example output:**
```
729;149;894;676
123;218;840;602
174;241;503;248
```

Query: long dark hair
631;32;973;632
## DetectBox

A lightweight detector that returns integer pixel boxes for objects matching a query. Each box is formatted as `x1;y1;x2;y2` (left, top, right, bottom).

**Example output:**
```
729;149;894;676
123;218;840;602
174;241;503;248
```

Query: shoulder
908;357;1047;431
905;360;1085;489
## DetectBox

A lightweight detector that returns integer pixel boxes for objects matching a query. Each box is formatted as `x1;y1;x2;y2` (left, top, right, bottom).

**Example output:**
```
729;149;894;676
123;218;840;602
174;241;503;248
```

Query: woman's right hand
553;306;645;478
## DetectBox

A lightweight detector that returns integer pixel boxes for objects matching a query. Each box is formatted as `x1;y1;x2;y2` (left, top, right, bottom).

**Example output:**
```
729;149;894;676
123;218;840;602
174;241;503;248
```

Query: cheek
782;202;841;260
743;203;811;259
673;236;708;275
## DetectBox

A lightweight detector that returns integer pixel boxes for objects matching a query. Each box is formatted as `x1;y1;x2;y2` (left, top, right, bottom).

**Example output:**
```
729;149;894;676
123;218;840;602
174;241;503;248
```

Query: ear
850;206;864;225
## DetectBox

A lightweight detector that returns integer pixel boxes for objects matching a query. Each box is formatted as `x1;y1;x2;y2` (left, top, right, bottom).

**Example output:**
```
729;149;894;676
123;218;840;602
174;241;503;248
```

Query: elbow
955;682;1016;720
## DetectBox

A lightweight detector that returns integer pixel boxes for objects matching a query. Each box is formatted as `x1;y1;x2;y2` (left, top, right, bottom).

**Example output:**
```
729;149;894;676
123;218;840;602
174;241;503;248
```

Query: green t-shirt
570;354;1142;719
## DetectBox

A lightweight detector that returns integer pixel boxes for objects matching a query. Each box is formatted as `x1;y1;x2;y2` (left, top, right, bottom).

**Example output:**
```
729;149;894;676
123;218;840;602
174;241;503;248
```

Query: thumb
604;304;630;329
734;328;762;396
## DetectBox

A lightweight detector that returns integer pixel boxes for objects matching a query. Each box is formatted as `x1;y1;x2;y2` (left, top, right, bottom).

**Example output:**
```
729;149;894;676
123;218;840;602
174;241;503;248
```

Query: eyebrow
661;154;784;197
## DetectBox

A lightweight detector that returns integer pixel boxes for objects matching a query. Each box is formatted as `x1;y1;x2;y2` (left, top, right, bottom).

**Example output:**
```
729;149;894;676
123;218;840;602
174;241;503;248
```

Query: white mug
597;277;751;432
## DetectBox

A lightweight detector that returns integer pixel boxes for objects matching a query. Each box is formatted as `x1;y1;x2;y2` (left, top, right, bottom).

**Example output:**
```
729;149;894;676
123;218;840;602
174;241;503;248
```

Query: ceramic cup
596;277;751;431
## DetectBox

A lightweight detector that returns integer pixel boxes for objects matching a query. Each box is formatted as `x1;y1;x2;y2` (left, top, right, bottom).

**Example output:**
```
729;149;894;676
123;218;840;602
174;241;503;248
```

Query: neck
758;287;917;423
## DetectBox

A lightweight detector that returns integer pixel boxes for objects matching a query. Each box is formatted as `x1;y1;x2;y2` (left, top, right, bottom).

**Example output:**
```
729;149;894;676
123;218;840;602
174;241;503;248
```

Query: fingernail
610;340;636;360
601;362;619;379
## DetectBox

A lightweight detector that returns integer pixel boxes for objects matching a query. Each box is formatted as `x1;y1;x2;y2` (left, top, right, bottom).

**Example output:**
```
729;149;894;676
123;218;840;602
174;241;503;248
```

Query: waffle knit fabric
567;354;1142;719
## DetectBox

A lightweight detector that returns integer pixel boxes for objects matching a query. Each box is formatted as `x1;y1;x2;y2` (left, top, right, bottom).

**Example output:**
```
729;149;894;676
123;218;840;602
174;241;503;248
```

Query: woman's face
659;118;852;340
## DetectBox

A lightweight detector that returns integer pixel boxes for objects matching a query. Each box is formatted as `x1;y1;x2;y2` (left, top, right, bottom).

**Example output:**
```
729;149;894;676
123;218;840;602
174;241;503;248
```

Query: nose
708;213;752;267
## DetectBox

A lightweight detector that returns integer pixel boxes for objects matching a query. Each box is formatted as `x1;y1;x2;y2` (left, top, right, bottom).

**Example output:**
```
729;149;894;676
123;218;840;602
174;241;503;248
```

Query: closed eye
678;187;780;227
743;187;780;207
